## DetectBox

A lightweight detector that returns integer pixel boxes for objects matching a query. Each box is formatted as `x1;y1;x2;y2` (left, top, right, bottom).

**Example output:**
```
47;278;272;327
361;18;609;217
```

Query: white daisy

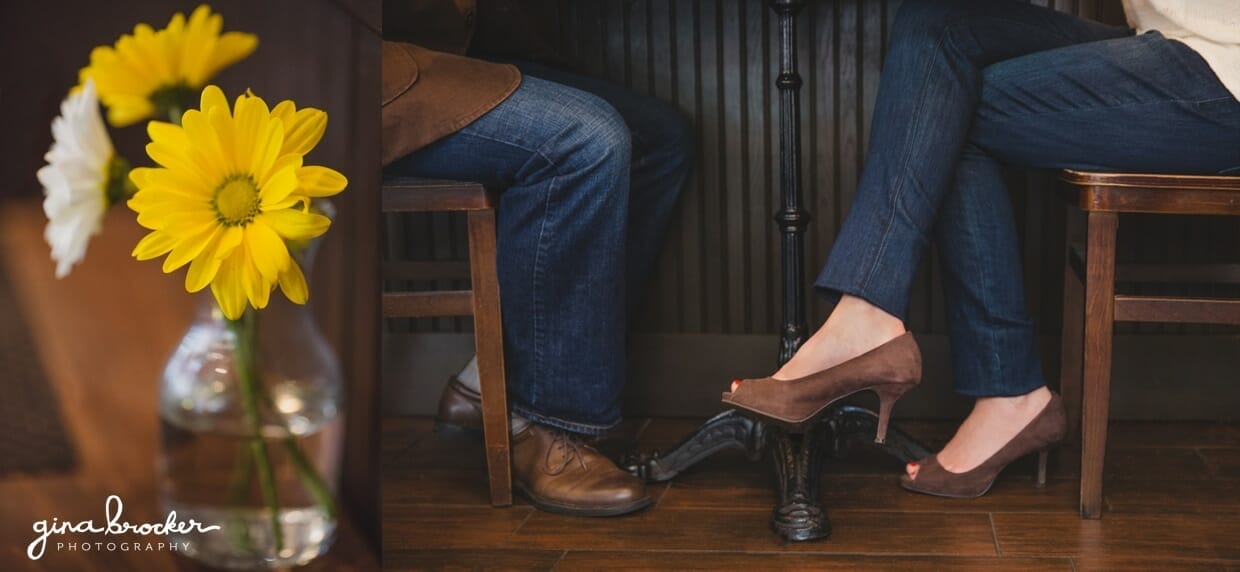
37;80;117;278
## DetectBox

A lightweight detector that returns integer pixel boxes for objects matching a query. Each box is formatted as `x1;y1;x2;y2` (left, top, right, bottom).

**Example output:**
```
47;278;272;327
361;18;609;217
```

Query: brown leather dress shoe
434;376;483;436
511;423;651;517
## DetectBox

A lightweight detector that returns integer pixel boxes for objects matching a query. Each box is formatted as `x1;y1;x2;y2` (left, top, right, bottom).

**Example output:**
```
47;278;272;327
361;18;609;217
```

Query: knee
646;101;695;173
889;0;982;56
890;0;958;47
561;95;632;173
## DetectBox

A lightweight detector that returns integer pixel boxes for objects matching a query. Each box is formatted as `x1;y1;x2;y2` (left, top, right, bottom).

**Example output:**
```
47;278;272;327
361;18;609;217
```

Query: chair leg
1059;208;1084;450
467;208;512;507
1080;211;1117;519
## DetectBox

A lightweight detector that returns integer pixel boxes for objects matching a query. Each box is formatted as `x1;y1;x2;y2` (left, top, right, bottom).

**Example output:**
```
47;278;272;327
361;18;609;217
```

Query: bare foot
906;386;1053;479
772;295;906;380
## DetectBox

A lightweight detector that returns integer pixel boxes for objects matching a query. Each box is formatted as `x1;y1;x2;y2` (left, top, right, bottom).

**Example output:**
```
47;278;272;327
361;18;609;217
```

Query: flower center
212;176;261;227
149;82;198;122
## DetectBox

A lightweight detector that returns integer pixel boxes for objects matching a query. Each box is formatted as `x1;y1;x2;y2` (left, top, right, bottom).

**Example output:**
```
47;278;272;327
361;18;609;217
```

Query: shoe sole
898;478;995;499
433;420;483;440
514;482;653;517
722;387;869;432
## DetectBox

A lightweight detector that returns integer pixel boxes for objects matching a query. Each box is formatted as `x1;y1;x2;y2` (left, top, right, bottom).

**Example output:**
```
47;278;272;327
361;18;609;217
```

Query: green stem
225;444;256;553
258;390;338;520
228;312;284;554
282;439;338;520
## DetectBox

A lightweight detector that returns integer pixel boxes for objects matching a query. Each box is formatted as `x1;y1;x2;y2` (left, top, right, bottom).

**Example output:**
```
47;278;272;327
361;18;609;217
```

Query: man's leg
390;75;631;434
513;62;694;313
444;64;693;430
386;75;651;515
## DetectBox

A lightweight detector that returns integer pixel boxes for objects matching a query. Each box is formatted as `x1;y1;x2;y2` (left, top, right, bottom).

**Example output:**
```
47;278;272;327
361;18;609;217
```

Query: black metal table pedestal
623;0;931;543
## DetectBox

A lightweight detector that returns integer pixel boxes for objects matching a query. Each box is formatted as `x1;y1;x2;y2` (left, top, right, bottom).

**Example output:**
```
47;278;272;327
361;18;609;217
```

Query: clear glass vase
157;233;344;569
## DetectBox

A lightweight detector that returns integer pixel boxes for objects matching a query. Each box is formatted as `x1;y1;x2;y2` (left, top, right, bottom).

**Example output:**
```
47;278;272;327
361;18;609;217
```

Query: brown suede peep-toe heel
721;332;921;441
900;392;1067;499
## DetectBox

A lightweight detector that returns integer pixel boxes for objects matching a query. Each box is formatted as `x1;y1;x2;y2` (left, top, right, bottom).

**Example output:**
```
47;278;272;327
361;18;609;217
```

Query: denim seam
442;127;572;412
984;96;1226;122
961;168;1003;384
527;176;556;407
858;19;958;309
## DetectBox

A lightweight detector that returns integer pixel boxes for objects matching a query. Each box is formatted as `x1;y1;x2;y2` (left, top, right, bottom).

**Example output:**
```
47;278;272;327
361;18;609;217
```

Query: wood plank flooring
383;416;1240;571
0;201;377;570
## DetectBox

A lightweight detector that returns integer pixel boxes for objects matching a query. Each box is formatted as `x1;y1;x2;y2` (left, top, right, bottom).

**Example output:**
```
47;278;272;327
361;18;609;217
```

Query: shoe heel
1035;448;1049;487
874;383;913;444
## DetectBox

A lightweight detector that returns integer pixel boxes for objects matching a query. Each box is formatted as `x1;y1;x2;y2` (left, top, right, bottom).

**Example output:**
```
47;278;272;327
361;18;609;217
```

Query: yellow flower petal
211;252;248;320
245;220;290;282
240;250;271;310
214;225;244;260
200;85;230;116
273;105;327;156
260;208;330;241
231;93;268;174
259;165;299;206
147;120;187;146
185;236;222;292
132;231;176;260
160;224;216;273
296;166;347;198
204;32;258;80
259;153;303;189
278;260;309;305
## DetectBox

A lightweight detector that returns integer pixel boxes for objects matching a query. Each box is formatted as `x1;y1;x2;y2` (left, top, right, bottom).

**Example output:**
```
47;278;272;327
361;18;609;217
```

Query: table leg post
767;0;828;543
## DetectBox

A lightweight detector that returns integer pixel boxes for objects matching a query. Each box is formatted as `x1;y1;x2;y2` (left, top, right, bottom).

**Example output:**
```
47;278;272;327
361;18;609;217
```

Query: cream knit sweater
1123;0;1240;100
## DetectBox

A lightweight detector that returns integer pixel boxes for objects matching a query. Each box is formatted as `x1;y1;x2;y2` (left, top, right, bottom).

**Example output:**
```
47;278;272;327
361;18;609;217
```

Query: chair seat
381;177;493;212
1060;169;1240;215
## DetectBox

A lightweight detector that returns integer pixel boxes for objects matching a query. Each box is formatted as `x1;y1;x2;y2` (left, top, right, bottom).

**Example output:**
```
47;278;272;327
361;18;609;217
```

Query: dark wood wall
0;0;381;546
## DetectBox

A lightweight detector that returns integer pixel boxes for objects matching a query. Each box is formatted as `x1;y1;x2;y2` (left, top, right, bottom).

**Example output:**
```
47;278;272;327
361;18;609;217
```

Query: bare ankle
978;386;1051;409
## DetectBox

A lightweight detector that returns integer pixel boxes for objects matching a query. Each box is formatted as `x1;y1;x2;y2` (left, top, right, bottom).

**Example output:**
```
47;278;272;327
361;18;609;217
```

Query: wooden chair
381;177;512;507
1057;169;1240;519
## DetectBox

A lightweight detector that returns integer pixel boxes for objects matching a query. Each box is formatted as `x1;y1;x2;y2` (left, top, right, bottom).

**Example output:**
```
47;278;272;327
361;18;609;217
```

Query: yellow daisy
128;85;347;320
78;5;257;127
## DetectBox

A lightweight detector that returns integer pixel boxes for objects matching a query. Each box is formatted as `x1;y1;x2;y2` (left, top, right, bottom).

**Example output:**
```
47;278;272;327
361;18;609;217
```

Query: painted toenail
731;379;741;392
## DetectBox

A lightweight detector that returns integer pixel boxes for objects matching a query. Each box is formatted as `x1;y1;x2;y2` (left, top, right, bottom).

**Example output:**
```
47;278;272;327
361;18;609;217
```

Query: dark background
0;0;381;548
383;0;1239;421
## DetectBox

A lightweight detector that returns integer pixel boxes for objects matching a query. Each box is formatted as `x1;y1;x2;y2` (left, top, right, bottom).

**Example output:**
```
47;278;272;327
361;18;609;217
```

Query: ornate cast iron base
623;406;931;542
621;409;766;483
769;423;830;541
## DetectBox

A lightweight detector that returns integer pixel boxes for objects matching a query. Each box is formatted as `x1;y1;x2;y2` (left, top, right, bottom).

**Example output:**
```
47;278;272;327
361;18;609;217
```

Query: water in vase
159;411;343;569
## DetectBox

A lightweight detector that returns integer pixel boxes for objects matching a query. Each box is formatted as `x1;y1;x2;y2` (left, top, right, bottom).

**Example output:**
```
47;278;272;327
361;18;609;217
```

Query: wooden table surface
0;201;378;571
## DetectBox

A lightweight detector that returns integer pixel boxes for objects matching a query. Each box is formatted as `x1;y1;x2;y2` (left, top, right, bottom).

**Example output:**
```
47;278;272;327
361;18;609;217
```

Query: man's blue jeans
386;63;692;434
816;0;1240;397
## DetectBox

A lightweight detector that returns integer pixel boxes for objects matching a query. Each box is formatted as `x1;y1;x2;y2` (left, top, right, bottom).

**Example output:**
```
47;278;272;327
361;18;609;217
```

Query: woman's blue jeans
386;63;692;434
816;0;1240;397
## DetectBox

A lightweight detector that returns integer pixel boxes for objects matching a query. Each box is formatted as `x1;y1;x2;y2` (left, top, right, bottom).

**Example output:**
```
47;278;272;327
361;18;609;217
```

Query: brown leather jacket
381;0;563;165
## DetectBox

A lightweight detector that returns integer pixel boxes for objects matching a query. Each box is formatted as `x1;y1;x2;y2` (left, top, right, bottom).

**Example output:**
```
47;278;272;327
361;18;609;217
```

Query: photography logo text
27;495;221;560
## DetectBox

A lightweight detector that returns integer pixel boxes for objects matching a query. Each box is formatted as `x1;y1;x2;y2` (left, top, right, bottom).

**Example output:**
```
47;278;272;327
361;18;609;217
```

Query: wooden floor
0;201;376;570
384;415;1240;571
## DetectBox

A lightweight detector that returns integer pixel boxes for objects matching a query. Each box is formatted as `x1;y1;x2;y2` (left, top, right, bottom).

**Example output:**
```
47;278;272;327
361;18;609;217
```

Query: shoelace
545;430;591;475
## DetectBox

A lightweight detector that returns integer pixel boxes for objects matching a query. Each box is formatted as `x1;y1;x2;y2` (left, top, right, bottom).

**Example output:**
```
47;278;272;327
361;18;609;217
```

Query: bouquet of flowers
38;5;347;567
